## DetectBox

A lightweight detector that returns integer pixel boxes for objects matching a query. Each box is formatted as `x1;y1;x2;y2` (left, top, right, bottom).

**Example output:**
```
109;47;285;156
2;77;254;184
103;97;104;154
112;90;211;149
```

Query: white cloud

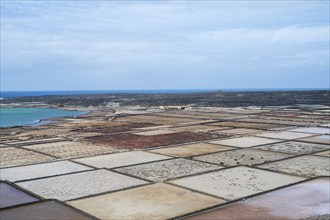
274;50;329;68
1;0;329;90
188;26;329;45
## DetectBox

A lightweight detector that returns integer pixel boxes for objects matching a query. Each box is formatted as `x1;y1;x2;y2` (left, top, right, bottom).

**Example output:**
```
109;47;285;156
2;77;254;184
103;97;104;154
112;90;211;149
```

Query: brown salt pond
185;178;330;220
84;132;220;149
299;135;330;145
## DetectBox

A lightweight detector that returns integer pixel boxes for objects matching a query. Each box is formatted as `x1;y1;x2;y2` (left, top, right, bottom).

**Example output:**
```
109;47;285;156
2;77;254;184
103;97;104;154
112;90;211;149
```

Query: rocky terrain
1;90;329;107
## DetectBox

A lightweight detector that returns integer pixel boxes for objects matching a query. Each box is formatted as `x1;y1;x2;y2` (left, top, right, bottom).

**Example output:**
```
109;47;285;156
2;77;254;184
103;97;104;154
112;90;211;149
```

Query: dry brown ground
114;115;199;125
77;122;156;134
208;121;284;130
84;132;222;149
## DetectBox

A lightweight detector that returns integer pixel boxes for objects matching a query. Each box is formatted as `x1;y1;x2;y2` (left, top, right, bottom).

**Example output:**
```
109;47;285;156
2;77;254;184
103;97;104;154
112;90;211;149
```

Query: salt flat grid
0;161;92;182
313;150;330;157
0;105;329;219
185;178;330;220
148;143;235;157
17;169;147;201
67;183;224;220
193;148;294;167
254;141;330;155
0;182;40;209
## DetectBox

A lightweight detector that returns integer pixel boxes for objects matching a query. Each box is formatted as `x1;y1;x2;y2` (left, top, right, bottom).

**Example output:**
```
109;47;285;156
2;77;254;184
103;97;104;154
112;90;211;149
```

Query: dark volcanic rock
1;90;329;107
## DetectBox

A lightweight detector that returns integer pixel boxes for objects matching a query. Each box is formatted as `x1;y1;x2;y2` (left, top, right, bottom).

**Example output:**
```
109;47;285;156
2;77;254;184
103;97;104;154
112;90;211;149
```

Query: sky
1;1;329;91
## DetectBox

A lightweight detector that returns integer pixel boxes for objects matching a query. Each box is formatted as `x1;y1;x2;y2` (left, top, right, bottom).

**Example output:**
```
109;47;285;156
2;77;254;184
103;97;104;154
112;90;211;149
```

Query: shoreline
0;107;91;128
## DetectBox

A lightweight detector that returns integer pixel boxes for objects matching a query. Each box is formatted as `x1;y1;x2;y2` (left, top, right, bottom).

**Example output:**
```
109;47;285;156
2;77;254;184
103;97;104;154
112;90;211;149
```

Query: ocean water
0;108;87;127
0;90;216;98
1;88;327;98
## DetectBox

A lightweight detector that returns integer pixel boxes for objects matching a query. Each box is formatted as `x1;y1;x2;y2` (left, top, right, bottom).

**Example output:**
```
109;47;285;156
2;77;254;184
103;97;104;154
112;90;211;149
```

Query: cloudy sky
1;1;329;91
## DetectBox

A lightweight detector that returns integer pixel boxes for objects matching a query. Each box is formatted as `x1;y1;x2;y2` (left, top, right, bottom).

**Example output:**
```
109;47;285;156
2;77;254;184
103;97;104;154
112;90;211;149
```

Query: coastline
1;90;329;128
30;109;92;127
0;107;90;128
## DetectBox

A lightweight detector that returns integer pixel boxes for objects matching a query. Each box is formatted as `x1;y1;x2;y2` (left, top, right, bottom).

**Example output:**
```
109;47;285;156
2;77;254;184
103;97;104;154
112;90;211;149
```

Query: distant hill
1;90;329;107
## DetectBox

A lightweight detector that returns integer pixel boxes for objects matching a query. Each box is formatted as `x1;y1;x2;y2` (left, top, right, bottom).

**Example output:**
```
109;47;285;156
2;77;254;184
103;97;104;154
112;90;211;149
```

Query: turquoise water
0;108;87;127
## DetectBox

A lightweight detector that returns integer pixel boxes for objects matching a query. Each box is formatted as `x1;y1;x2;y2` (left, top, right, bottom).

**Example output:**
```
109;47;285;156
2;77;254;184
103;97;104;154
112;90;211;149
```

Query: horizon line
1;88;329;92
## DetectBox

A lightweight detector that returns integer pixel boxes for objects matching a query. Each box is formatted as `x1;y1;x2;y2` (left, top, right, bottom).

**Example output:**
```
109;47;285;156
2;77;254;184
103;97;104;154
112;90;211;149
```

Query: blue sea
0;88;327;98
0;90;217;98
0;108;87;127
